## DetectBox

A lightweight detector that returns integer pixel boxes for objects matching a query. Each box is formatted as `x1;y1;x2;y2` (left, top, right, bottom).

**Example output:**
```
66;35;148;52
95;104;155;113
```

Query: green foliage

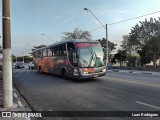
113;49;127;66
32;45;47;51
137;49;151;65
121;35;130;51
12;54;17;62
12;55;33;63
62;28;92;40
128;17;160;69
127;53;141;67
97;38;117;53
97;38;117;61
24;56;33;63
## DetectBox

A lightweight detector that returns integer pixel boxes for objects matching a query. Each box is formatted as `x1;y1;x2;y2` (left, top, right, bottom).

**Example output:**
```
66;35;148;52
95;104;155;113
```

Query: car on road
28;62;34;69
15;62;25;69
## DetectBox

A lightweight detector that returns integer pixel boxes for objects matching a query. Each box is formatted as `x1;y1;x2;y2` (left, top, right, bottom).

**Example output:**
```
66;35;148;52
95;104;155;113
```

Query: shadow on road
36;71;102;84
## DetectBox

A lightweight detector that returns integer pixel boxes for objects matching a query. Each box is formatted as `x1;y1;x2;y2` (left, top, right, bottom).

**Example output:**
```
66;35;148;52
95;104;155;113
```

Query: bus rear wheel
62;69;68;79
39;67;42;73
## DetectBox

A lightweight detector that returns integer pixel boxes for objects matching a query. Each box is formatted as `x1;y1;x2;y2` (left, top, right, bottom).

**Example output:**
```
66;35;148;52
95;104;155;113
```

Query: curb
141;72;152;74
13;87;32;120
112;70;120;72
109;69;158;75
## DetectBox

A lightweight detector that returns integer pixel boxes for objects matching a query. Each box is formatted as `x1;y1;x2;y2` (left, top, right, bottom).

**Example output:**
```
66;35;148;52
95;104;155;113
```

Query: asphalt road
13;68;160;120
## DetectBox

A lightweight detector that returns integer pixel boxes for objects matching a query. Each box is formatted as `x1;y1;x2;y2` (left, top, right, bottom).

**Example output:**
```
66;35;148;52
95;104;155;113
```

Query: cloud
62;17;75;24
51;8;79;25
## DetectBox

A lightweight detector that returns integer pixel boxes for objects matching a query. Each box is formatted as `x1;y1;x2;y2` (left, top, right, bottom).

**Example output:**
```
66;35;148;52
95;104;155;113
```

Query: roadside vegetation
4;17;159;71
112;17;160;71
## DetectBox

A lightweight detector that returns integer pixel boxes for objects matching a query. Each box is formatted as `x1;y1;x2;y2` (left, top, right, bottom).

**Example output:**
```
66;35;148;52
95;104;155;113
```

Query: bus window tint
43;49;48;57
53;45;59;55
67;42;78;67
32;52;36;58
59;43;66;55
48;48;52;56
37;50;42;58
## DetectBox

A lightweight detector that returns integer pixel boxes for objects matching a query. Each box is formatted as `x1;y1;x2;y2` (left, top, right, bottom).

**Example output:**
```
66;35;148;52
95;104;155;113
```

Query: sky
0;0;160;56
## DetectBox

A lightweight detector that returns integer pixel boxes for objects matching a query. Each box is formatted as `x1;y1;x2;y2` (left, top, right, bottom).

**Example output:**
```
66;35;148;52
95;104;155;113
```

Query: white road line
136;101;160;110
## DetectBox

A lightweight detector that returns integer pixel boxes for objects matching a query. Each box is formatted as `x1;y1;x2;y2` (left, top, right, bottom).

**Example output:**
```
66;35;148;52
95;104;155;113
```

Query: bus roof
33;39;99;52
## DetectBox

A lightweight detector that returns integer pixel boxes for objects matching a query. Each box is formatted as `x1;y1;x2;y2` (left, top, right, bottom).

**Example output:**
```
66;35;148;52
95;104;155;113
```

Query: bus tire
39;66;42;73
61;69;68;79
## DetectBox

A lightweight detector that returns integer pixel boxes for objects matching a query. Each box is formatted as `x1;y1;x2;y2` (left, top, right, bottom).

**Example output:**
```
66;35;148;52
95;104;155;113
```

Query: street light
84;8;108;69
41;34;54;43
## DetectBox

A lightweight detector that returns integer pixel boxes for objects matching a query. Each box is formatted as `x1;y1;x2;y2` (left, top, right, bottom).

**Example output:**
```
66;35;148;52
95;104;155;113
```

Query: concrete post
106;24;108;69
2;0;13;107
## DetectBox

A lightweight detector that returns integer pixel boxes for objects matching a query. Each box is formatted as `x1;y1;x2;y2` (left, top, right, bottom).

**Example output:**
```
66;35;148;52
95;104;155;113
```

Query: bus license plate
94;75;98;77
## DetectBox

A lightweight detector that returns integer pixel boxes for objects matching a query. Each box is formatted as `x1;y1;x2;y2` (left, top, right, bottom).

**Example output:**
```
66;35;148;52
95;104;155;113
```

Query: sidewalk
108;69;160;76
0;72;31;120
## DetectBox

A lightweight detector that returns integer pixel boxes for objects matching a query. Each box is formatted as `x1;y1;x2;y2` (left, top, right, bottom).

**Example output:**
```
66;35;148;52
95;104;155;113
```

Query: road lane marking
136;101;160;110
108;77;160;88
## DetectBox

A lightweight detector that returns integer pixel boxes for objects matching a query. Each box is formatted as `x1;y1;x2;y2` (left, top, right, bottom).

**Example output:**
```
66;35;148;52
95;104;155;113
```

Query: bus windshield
76;43;105;68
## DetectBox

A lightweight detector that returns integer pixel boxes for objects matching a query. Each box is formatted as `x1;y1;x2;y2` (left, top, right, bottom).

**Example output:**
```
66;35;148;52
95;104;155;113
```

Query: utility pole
2;0;13;107
106;24;108;68
23;55;24;63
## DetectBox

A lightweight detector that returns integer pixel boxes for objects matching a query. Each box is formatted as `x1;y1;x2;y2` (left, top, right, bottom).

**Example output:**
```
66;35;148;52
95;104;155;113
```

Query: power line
89;10;160;32
108;10;160;25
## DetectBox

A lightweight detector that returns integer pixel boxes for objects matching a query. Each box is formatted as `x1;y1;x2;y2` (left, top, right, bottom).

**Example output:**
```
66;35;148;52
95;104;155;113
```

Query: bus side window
67;42;75;52
48;47;53;56
43;49;48;57
59;43;66;55
32;52;36;58
37;50;42;58
67;42;78;67
53;45;59;56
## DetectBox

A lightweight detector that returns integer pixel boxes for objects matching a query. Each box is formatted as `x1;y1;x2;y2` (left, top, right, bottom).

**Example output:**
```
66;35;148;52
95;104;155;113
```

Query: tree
128;17;160;70
12;54;16;62
62;28;92;40
127;53;141;67
121;35;132;54
137;49;152;66
31;45;47;51
13;55;33;63
97;38;117;61
113;49;127;67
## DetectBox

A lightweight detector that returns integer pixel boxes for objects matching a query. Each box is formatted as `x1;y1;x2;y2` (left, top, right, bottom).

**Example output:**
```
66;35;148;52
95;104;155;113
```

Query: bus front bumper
74;71;106;80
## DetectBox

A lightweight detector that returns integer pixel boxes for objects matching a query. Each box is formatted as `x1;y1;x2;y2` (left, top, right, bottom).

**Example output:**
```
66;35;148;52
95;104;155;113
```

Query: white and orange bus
32;39;106;79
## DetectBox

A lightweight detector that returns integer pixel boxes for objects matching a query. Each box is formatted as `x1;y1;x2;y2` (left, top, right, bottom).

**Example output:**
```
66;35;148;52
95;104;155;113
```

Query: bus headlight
74;69;79;76
102;68;106;72
83;71;88;74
